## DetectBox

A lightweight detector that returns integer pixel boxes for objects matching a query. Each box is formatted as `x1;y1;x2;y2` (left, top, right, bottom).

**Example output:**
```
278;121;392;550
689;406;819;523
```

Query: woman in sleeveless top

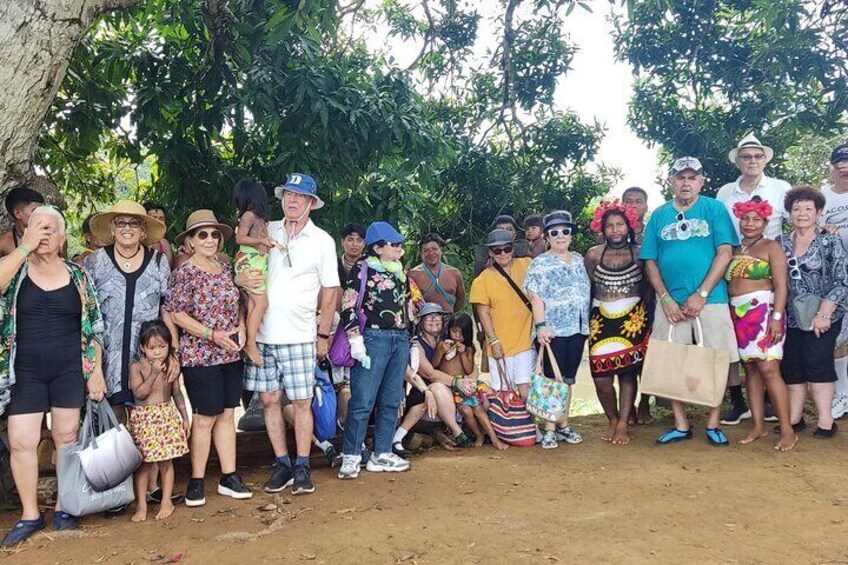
585;201;651;445
726;196;795;451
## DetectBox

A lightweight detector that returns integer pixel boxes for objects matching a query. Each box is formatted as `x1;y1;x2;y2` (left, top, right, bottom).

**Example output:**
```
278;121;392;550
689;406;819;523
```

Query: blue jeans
342;328;410;456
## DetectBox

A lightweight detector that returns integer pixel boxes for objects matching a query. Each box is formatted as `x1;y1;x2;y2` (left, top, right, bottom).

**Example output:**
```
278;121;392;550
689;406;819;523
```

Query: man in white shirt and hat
716;134;791;427
820;141;848;419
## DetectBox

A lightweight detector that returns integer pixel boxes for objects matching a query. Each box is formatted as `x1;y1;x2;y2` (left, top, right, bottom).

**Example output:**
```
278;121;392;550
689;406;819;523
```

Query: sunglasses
548;228;572;237
787;257;801;280
113;219;142;229
195;230;222;241
490;245;514;255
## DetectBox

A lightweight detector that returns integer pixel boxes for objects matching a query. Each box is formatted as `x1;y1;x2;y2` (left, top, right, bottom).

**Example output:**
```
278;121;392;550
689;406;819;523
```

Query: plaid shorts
243;342;315;400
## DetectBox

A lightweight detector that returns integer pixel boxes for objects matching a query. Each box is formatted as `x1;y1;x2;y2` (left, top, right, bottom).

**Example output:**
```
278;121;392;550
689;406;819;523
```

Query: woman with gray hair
0;205;106;545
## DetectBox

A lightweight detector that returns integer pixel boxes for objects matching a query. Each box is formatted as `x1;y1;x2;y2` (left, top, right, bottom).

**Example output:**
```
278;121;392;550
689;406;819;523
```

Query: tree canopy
613;0;848;191
37;0;613;261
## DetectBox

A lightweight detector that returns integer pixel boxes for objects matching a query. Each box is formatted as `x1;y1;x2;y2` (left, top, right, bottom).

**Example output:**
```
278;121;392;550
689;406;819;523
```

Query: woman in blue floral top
0;206;106;545
524;211;591;450
337;221;422;480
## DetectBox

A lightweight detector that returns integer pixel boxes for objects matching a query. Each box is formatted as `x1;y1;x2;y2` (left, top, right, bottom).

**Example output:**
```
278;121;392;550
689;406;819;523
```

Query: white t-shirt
820;183;848;252
715;174;790;240
257;219;340;345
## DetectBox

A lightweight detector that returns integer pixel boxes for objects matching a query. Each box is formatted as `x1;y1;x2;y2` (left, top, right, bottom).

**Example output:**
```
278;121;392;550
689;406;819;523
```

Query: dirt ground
2;407;848;565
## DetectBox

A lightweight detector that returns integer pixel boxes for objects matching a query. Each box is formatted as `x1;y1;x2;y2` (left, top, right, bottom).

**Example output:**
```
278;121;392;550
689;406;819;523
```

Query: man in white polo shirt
820;142;848;419
244;173;341;496
716;133;791;426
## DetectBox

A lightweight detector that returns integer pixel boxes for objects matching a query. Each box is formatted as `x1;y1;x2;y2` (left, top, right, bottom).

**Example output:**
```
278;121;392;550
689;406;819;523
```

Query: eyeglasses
490;245;514;255
113;219;142;229
548;228;572;237
195;230;222;241
739;154;766;162
787;257;801;280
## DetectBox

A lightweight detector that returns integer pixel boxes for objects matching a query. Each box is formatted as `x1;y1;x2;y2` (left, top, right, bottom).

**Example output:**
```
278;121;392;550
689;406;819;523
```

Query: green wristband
17;245;30;256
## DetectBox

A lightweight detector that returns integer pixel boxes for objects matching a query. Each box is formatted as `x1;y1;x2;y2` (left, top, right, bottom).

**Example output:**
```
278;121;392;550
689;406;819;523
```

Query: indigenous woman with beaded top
584;201;651;445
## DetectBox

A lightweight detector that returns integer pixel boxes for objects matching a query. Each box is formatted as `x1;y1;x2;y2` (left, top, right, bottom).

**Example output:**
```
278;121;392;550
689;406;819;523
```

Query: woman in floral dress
584;201;651;446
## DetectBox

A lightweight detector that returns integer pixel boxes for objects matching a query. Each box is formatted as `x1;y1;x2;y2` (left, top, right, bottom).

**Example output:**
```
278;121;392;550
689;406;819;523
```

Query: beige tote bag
640;318;730;408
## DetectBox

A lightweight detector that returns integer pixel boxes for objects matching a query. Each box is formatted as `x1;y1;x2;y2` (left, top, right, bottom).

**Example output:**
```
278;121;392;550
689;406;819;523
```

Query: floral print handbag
527;344;570;422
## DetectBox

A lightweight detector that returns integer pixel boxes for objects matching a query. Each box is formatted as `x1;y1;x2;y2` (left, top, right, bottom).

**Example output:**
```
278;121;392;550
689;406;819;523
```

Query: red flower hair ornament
732;198;773;220
590;199;641;233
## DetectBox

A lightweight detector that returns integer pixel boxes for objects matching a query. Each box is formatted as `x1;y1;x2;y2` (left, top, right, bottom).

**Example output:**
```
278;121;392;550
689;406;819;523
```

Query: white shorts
487;349;534;391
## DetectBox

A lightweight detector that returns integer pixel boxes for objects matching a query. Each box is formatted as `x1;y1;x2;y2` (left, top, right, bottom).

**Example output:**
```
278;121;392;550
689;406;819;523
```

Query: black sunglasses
490;245;514;255
195;230;222;241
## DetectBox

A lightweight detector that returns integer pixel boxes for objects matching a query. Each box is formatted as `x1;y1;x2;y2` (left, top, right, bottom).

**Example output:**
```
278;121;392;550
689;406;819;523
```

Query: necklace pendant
123;262;131;269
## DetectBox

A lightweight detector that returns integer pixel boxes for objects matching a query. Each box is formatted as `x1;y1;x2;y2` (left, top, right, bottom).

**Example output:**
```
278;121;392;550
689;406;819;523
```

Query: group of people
1;133;848;547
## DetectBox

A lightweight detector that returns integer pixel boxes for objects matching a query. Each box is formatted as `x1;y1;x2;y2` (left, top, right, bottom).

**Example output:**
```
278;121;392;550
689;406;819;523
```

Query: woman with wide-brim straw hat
85;201;174;411
165;210;252;506
84;200;176;513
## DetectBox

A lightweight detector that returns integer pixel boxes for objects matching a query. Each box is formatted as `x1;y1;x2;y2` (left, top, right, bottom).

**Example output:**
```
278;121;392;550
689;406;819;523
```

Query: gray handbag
792;294;822;332
58;402;136;516
77;401;142;491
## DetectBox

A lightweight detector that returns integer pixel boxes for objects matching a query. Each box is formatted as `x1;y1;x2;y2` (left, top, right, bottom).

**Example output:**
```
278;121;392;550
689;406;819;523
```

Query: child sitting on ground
233;178;277;367
128;320;190;522
433;314;506;450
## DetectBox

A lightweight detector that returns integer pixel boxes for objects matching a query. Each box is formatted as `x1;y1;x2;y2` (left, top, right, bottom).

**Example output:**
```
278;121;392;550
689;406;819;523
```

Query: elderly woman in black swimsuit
0;206;106;545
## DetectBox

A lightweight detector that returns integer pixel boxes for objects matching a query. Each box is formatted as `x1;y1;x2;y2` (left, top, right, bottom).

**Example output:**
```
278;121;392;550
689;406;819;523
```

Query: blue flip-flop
656;427;693;445
706;427;729;447
1;514;45;546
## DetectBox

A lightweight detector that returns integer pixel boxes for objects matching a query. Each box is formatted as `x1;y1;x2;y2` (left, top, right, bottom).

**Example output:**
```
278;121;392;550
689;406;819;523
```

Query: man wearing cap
243;173;341;496
820;141;848;419
640;157;740;447
716;134;791;425
473;215;532;277
408;233;466;314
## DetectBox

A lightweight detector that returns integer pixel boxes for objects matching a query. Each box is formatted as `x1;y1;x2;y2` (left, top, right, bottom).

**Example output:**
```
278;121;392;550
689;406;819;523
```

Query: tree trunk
0;0;138;199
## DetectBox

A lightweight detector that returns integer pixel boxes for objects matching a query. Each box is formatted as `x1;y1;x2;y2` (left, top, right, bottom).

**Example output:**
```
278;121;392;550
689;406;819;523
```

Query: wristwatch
697;289;708;299
771;312;783;321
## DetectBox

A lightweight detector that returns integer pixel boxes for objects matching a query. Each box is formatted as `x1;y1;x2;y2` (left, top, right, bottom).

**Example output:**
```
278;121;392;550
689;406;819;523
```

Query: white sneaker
832;394;848;420
366;452;410;473
337;454;361;480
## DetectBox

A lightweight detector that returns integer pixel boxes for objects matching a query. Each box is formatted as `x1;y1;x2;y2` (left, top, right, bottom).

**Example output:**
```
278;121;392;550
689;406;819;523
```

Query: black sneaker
813;422;838;439
185;478;206;507
720;402;751;425
263;464;294;493
292;465;315;495
218;473;253;500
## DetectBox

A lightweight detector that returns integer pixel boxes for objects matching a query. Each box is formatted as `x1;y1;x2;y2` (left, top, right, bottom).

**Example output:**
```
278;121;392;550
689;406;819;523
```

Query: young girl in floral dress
129;320;190;522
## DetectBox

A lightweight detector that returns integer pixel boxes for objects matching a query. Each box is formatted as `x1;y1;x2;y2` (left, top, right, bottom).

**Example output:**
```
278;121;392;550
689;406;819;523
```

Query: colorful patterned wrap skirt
729;290;784;362
588;296;650;379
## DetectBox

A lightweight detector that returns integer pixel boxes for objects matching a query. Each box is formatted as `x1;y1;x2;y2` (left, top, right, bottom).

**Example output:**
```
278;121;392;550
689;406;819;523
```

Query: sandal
656;427;692;445
453;432;474;448
1;514;45;546
706;427;729;446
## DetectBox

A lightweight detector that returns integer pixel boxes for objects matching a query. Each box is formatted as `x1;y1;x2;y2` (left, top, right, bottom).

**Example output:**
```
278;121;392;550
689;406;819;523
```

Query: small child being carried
433;313;506;450
128;320;190;522
233;178;277;367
